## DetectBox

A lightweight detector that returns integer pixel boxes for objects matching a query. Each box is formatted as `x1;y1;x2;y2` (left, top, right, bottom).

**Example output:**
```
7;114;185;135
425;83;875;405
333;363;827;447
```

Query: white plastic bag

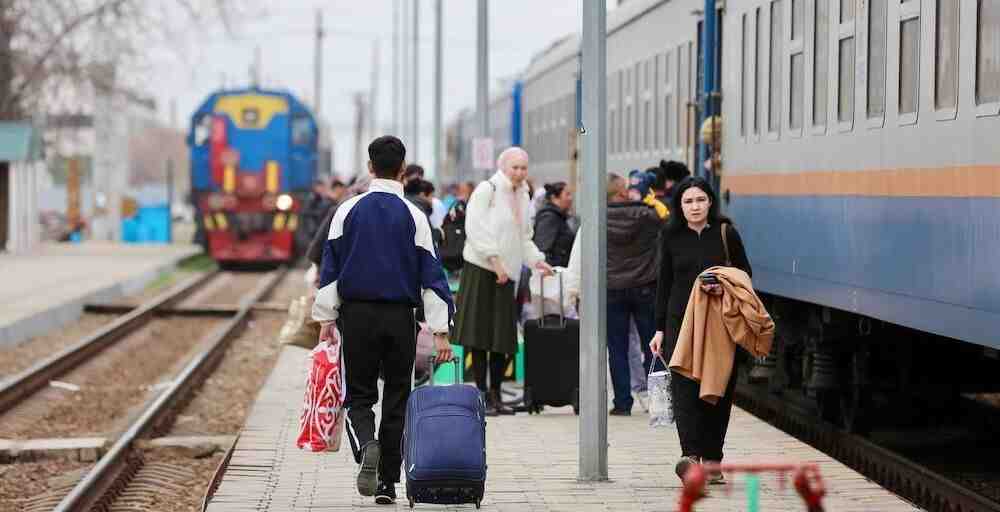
647;354;674;427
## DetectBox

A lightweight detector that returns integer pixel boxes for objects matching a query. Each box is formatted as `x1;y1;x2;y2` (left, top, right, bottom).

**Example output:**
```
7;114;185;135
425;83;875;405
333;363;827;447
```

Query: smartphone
699;273;719;285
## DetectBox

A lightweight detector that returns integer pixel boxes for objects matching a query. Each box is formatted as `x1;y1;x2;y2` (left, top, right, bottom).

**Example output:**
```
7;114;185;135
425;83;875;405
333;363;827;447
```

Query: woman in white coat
453;147;553;415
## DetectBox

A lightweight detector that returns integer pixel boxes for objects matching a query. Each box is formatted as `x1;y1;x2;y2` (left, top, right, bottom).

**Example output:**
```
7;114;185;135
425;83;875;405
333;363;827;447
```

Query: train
188;86;319;265
446;0;1000;432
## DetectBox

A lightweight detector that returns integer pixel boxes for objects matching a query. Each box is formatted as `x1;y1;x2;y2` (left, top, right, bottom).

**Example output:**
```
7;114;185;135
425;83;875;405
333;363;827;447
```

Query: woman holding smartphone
649;176;751;484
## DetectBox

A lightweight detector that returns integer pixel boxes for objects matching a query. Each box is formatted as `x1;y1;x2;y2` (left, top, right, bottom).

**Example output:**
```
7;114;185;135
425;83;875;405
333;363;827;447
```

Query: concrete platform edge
0;247;202;348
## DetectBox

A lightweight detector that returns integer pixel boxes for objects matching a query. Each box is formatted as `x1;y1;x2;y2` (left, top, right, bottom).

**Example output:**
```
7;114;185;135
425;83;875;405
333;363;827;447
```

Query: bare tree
0;0;253;120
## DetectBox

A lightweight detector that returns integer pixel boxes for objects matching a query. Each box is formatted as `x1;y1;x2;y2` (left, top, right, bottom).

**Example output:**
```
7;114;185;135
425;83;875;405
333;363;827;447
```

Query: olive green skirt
453;262;519;355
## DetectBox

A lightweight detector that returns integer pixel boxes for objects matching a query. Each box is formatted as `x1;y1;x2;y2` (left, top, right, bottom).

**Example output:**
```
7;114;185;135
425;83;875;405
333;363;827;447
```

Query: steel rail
0;270;218;415
735;383;1000;512
52;268;287;512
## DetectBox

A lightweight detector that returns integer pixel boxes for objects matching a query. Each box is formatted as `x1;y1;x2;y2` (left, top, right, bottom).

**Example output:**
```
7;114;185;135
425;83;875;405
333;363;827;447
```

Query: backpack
438;181;497;273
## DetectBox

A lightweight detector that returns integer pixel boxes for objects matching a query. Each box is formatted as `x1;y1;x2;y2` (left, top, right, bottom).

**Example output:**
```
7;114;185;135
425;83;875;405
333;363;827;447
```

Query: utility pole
476;0;488;179
401;0;410;148
369;40;380;141
314;9;324;115
433;0;443;181
353;93;366;177
393;0;400;135
579;0;608;481
412;0;420;162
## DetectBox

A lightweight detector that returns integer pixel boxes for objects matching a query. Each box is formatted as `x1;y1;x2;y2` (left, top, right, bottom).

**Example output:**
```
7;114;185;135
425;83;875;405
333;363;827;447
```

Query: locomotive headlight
276;194;294;211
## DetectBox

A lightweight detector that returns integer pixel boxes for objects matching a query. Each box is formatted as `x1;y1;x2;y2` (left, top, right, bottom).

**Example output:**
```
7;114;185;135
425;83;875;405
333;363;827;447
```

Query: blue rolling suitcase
404;357;487;509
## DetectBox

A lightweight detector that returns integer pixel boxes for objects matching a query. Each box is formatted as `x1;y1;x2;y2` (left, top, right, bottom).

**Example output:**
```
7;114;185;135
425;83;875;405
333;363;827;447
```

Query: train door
289;107;317;192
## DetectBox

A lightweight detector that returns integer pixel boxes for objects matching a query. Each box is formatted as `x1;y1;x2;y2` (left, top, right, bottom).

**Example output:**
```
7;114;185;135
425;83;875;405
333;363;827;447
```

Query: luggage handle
536;269;566;329
427;355;461;386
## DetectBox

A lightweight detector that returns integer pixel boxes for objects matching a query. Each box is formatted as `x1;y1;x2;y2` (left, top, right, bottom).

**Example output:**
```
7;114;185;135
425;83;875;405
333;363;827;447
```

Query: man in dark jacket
606;172;663;415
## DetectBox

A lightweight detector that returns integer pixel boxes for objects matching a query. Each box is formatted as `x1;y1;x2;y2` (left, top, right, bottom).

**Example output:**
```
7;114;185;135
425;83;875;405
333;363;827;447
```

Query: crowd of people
301;135;758;503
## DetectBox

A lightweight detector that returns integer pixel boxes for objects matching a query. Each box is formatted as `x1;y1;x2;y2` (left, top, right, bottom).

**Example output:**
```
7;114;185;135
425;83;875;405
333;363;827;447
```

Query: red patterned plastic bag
296;328;347;452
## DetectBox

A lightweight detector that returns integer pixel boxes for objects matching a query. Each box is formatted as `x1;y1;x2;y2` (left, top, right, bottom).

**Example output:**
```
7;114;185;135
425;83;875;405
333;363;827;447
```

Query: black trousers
671;356;738;462
340;301;416;484
470;349;506;393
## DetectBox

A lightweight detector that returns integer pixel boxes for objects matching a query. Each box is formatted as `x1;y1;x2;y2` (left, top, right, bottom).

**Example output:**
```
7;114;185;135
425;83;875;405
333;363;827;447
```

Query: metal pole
433;0;443;180
476;0;489;177
369;40;380;140
401;0;409;147
412;0;420;162
698;0;717;178
393;0;399;135
579;0;608;481
314;9;324;115
166;159;174;244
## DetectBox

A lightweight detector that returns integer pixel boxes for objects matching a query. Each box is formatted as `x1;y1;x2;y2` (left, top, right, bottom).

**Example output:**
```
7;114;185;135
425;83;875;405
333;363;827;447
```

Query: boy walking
313;136;454;505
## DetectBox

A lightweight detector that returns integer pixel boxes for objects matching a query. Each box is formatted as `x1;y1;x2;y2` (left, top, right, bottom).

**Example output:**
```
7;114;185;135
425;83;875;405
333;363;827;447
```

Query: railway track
0;270;217;416
49;268;288;512
735;381;1000;512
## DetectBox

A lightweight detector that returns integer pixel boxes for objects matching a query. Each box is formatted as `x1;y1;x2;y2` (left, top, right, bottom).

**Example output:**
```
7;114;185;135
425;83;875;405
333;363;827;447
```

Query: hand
649;331;664;358
700;283;723;295
534;261;555;277
433;334;453;364
490;258;510;285
319;322;336;343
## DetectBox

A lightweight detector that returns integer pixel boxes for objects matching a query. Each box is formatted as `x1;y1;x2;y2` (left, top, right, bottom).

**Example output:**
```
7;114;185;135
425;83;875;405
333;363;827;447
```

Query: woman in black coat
649;176;752;485
532;182;576;268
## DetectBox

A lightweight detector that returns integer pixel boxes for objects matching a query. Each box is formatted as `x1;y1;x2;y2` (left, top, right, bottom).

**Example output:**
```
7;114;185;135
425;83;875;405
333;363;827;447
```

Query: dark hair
404;178;435;196
667;176;726;232
329;178;345;189
649;159;691;190
543;182;568;200
368;136;406;179
404;164;425;178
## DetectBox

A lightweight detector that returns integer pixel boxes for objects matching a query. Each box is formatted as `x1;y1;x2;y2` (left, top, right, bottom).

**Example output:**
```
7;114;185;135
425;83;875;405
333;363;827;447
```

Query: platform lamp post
579;0;608;482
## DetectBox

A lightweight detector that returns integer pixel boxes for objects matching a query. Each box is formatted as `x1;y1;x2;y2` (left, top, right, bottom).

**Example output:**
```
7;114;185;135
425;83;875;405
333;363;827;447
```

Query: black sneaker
609;408;631;416
374;481;396;505
357;441;381;496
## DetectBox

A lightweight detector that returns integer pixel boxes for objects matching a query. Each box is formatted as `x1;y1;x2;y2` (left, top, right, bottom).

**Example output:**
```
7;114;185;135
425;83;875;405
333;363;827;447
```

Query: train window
839;38;855;123
292;114;313;146
679;43;689;151
193;114;212;146
814;0;830;127
840;0;854;23
978;0;1000;106
654;55;661;149
792;0;804;41
769;0;783;133
664;51;673;149
741;13;749;137
645;59;653;151
791;53;805;129
617;70;624;153
935;0;960;113
900;16;921;117
609;107;617;155
868;0;888;119
756;7;764;135
636;61;644;152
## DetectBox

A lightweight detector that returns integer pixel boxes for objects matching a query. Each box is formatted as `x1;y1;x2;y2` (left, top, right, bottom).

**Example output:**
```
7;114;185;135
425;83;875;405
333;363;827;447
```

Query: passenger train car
447;0;1000;432
188;87;318;265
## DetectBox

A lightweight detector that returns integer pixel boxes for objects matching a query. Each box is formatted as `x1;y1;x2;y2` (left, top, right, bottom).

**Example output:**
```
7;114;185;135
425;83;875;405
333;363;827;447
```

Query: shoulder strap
720;222;732;266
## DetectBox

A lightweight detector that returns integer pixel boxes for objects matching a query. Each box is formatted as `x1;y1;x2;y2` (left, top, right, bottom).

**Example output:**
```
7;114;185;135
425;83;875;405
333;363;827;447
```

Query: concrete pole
476;0;489;179
401;0;409;147
412;0;420;162
579;0;608;481
433;0;443;180
393;0;399;135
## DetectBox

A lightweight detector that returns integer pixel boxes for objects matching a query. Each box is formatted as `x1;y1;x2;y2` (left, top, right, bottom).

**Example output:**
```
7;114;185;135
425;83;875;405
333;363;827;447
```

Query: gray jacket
607;201;662;290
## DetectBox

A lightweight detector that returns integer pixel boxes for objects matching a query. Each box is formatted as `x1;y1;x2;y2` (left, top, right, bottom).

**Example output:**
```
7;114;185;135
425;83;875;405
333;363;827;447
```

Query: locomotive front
188;88;318;265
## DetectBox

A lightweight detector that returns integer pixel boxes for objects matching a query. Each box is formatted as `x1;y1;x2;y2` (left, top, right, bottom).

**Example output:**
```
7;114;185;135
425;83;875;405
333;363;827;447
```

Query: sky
144;0;594;181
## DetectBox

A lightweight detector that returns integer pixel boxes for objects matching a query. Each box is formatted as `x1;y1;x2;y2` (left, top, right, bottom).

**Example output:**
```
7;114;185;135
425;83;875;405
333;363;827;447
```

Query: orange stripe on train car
722;165;1000;198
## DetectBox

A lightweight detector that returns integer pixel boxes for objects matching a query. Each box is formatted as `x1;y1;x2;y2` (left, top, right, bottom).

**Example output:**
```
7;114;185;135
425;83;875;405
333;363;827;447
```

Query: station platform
0;241;201;347
205;345;922;511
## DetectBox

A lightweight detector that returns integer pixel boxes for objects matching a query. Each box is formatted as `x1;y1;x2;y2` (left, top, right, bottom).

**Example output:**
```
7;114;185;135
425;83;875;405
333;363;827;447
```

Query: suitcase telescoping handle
427;356;461;386
536;269;566;329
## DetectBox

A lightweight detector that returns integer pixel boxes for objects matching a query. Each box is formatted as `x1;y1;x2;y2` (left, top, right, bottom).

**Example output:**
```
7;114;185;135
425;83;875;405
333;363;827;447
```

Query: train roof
521;0;670;84
190;86;315;120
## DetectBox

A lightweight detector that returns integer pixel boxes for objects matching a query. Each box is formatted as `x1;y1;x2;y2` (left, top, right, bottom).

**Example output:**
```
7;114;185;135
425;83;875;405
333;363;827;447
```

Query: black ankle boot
490;390;515;415
482;391;499;417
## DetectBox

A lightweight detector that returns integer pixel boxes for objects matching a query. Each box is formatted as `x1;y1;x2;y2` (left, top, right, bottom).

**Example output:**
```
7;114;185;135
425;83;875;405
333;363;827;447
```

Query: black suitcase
522;272;579;415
